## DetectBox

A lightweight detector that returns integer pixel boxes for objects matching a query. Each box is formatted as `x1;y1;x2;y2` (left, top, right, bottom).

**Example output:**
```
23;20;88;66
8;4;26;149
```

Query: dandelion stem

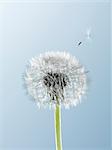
54;104;62;150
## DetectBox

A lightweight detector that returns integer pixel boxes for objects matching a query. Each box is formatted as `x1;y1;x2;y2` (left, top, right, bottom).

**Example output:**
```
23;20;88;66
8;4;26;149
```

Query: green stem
54;105;62;150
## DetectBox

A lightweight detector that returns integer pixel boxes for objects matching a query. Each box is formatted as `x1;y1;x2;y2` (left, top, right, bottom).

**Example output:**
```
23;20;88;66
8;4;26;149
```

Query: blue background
0;1;111;150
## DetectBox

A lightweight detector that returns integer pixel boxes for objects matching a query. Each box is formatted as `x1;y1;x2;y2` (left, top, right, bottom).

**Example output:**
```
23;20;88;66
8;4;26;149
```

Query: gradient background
0;1;111;150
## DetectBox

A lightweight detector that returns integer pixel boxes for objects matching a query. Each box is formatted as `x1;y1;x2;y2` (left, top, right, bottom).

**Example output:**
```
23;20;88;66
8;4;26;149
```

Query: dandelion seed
85;27;92;41
77;41;82;46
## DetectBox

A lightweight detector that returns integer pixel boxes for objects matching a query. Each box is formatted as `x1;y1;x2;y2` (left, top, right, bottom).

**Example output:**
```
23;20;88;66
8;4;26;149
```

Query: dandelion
24;51;88;150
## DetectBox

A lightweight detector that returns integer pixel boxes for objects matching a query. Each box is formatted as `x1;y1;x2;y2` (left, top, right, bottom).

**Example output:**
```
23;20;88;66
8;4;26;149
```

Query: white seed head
24;51;88;109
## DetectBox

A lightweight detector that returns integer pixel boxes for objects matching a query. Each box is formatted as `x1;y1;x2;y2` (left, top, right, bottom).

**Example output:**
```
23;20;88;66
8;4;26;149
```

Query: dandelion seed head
24;51;88;109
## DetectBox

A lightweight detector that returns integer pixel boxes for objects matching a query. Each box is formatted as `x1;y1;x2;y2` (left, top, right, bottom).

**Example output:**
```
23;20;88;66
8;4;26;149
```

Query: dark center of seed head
43;72;69;102
43;72;68;90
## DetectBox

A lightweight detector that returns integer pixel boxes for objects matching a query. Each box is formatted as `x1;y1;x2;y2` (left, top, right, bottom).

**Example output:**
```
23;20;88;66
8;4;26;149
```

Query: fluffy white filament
24;51;87;109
